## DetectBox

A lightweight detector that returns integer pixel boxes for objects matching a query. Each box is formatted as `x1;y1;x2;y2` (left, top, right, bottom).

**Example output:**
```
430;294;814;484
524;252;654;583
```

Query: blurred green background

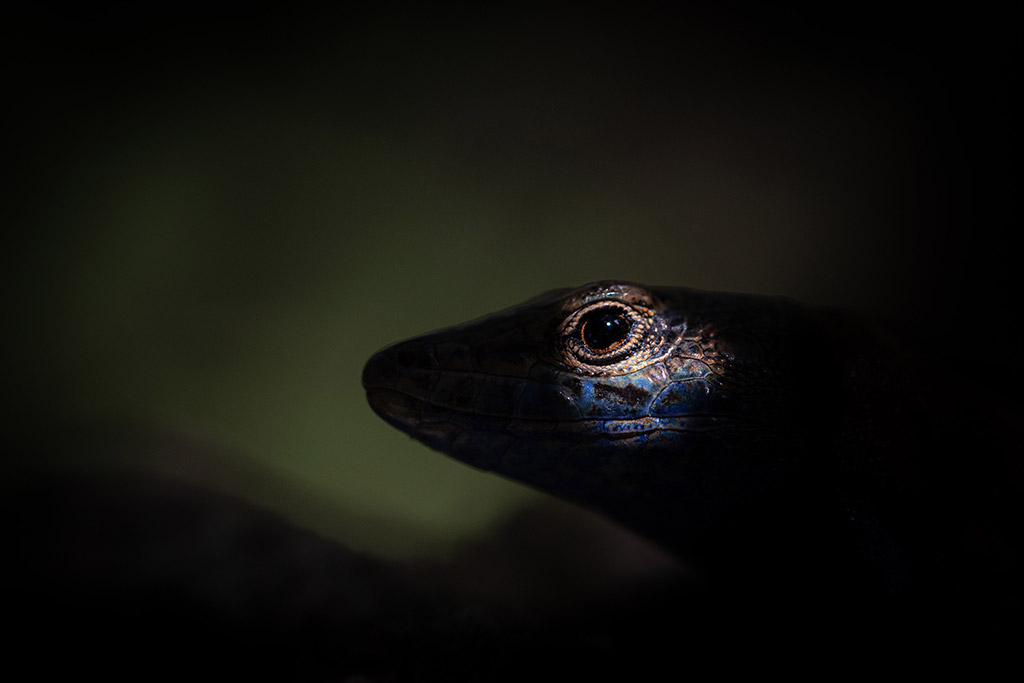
5;5;1015;559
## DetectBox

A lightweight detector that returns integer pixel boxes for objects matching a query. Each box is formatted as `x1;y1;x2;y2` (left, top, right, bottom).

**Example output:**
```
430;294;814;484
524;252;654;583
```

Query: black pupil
580;309;631;352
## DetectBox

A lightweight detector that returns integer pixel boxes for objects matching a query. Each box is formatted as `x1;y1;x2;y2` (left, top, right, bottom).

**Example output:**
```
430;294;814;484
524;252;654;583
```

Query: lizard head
362;281;838;554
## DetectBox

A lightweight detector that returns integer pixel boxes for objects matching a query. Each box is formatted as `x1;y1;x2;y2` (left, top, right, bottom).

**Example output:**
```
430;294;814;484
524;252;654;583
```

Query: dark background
3;2;1018;673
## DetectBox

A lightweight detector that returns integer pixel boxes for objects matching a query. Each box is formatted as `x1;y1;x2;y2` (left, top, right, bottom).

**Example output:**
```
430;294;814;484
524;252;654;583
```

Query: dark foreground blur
3;421;1019;679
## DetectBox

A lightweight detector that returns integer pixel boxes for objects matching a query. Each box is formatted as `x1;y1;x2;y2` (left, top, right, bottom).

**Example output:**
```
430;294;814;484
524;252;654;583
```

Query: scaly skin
362;281;1009;601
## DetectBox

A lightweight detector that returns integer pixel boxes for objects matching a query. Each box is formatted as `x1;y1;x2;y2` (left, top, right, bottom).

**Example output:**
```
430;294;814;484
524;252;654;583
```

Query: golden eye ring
557;300;666;374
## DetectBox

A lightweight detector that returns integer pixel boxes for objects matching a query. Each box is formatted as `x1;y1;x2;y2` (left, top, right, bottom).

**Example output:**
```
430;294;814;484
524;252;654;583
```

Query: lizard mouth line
364;386;736;436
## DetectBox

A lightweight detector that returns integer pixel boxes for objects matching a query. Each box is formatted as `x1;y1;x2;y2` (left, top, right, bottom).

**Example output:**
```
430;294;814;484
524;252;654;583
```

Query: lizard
362;281;1020;612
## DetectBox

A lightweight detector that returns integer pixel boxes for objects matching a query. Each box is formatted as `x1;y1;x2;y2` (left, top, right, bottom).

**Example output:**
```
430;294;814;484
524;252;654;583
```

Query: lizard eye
558;300;665;374
579;308;632;353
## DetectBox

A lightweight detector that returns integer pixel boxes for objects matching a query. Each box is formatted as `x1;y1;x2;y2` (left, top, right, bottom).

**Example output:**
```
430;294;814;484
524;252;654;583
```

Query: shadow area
4;424;1017;680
